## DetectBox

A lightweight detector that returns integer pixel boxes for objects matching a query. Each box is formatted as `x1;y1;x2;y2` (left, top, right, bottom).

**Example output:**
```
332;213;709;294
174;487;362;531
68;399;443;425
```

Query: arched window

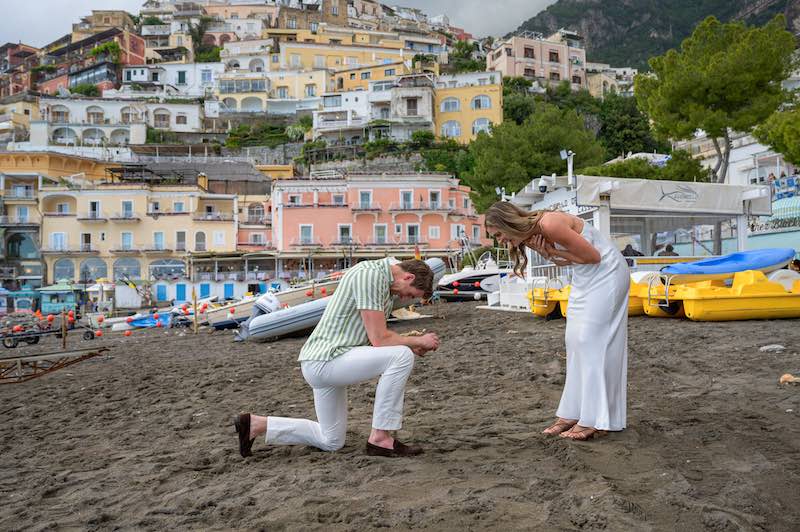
472;118;491;135
120;106;138;124
50;104;70;123
471;95;491;110
195;231;206;252
82;128;105;146
153;108;171;129
249;58;265;72
51;127;78;145
79;258;108;282
53;258;75;281
440;97;460;113
440;120;461;138
248;204;264;224
113;258;141;281
86;105;104;124
149;259;185;280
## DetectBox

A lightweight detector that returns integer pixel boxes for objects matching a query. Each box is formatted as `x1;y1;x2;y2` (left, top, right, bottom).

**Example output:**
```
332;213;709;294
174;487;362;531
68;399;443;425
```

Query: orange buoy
156;321;163;328
229;307;235;314
68;316;75;324
47;314;55;322
97;315;105;323
452;281;460;287
12;325;23;333
95;330;103;337
305;290;313;297
321;287;327;295
153;312;160;319
474;281;481;288
126;316;133;324
124;330;132;337
453;288;459;295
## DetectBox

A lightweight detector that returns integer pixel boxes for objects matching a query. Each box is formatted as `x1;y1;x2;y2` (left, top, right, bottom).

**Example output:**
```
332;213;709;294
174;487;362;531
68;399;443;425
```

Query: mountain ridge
514;0;800;70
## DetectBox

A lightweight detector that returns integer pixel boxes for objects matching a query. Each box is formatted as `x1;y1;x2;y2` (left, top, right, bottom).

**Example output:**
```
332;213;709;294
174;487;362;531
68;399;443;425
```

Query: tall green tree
598;92;667;158
754;107;800;165
467;102;605;211
635;15;796;182
448;39;484;73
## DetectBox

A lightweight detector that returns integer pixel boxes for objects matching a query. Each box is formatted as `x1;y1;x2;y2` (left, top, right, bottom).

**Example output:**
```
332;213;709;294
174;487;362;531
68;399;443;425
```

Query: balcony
110;244;142;253
3;190;37;202
146;209;189;217
192;212;235;222
237;240;274;249
330;237;362;247
43;211;76;217
141;24;171;36
0;266;16;279
351;202;383;212
110;212;141;222
0;215;39;226
315;117;368;131
143;245;173;253
240;216;272;226
77;212;107;222
290;237;324;247
41;244;98;254
389;201;452;212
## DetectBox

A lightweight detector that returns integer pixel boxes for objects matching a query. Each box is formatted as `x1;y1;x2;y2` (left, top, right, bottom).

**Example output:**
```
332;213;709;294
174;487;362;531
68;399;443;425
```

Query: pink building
265;172;489;277
486;29;586;90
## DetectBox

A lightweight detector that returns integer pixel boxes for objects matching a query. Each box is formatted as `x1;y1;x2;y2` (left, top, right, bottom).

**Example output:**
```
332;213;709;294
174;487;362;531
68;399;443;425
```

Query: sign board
530;187;596;216
576;176;772;216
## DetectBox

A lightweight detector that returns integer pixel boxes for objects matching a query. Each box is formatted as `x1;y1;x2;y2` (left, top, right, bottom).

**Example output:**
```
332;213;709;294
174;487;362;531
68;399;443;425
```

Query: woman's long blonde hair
484;201;547;277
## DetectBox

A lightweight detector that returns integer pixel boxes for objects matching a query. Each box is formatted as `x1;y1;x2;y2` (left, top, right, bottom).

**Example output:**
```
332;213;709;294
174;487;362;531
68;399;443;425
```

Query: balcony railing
241;216;272;225
3;191;36;200
77;212;107;221
0;216;38;225
143;244;173;252
237;240;274;248
351;202;383;212
141;24;171;36
110;244;142;253
110;212;141;221
0;266;16;278
146;209;189;217
43;211;76;217
389;201;452;211
42;244;98;253
330;237;362;247
290;237;324;247
315;117;368;129
193;212;235;221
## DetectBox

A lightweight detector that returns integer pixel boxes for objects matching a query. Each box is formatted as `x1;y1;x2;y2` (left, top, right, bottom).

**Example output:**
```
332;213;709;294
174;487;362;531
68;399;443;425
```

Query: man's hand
416;332;440;352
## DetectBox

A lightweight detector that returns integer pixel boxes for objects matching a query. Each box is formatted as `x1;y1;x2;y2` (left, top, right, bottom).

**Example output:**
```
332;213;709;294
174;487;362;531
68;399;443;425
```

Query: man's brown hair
397;259;434;299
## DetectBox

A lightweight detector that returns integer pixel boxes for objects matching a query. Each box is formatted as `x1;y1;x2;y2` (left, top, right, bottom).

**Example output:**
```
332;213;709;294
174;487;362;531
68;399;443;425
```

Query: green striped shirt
298;258;394;362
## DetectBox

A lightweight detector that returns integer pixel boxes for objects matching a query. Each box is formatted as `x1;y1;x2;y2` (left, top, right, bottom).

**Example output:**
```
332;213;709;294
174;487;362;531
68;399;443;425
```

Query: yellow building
332;60;409;91
217;69;329;113
433;72;503;144
276;42;405;72
0;92;40;141
265;25;405;51
256;164;294;180
38;177;238;284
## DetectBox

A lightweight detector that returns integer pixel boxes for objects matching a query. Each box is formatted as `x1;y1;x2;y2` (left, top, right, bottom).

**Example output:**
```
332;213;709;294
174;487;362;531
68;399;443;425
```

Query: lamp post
560;149;576;187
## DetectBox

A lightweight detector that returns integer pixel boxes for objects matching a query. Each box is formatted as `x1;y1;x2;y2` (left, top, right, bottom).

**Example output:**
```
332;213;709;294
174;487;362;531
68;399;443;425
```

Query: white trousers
266;345;415;451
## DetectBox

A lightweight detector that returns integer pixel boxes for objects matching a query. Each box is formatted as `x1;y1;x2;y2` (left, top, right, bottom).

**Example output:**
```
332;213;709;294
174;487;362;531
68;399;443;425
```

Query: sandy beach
1;302;799;530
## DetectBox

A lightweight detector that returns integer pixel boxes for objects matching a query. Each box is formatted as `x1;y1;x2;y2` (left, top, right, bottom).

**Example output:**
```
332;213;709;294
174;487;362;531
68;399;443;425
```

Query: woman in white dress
485;201;629;440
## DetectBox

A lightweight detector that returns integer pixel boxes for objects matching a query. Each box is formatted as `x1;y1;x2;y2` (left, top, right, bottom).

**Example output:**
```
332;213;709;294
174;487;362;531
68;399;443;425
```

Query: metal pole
61;310;67;350
192;286;198;334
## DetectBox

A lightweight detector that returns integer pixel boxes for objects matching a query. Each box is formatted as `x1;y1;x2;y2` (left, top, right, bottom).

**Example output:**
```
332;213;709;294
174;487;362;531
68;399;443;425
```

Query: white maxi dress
555;222;629;431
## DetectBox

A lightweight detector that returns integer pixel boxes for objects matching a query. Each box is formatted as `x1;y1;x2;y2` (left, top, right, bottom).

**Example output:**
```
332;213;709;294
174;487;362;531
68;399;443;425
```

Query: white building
312;75;434;144
29;96;205;148
104;63;225;99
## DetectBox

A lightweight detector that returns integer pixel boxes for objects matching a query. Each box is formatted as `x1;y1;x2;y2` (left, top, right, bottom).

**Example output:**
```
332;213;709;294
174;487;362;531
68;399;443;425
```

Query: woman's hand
529;235;551;258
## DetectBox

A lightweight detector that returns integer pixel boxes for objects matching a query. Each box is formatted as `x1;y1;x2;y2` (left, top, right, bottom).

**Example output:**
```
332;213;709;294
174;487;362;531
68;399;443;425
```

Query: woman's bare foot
542;418;577;435
559;425;607;441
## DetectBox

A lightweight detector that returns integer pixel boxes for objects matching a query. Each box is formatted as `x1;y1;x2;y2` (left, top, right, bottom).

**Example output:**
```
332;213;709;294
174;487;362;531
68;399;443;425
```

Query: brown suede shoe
234;413;256;458
365;440;423;457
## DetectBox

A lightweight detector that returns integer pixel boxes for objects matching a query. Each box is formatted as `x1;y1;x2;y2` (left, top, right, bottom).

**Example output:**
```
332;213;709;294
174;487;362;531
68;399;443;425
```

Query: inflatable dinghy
237;258;445;342
660;248;795;284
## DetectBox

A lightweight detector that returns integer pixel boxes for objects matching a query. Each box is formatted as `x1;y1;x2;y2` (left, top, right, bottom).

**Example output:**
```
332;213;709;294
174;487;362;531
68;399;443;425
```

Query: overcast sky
0;0;557;47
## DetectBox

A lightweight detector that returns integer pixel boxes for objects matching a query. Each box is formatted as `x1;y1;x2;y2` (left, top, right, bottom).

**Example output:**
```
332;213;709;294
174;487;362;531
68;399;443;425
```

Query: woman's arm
539;216;601;265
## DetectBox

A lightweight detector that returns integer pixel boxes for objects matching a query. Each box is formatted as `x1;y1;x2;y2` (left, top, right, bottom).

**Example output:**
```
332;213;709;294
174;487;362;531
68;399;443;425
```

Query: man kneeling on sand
234;258;440;458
